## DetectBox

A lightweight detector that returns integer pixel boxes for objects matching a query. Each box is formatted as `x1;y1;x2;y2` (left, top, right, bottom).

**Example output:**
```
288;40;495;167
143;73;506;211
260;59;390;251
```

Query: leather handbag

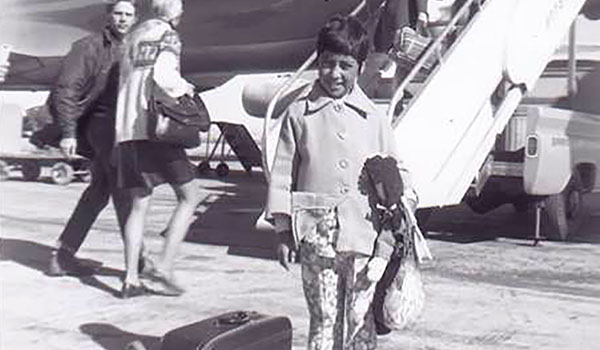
147;93;211;149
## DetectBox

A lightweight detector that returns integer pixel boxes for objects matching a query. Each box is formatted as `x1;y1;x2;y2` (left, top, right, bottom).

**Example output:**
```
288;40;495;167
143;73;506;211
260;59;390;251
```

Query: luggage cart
196;122;262;177
0;147;90;185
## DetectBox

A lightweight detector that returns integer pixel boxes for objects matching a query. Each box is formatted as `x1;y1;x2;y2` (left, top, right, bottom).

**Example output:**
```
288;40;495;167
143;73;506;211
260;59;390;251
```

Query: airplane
0;0;381;176
1;0;599;88
0;0;375;89
1;0;599;176
2;0;600;238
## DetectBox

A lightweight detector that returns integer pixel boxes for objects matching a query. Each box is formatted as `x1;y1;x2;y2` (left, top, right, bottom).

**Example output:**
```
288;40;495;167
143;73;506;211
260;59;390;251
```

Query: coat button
337;131;346;140
340;186;349;194
339;159;349;169
333;102;343;113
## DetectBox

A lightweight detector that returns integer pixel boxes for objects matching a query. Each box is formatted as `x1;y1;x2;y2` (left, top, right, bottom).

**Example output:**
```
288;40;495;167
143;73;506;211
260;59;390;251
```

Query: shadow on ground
421;200;600;244
0;238;123;297
186;170;278;260
80;323;161;350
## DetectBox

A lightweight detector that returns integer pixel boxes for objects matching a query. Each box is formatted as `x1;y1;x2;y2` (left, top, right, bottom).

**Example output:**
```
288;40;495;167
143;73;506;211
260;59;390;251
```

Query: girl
267;15;417;350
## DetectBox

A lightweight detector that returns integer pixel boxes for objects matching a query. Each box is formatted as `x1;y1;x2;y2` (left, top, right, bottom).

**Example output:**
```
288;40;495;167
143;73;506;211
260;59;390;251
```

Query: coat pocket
291;192;344;258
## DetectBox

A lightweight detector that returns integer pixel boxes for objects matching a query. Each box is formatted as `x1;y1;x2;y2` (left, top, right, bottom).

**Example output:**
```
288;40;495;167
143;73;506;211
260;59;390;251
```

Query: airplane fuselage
1;0;367;88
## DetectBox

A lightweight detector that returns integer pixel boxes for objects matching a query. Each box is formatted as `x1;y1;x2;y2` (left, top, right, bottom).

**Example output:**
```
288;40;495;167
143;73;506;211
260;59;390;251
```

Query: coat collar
304;81;377;117
102;26;123;47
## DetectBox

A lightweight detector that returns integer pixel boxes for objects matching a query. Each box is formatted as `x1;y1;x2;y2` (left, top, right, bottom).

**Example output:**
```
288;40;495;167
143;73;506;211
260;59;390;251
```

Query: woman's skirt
116;140;196;193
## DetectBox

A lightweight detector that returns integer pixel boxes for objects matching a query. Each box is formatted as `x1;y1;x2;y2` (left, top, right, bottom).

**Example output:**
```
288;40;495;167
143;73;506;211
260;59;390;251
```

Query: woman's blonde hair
151;0;183;21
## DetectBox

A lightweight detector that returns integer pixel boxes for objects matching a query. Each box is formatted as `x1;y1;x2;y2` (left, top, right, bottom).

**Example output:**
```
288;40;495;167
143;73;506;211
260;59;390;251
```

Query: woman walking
115;0;201;298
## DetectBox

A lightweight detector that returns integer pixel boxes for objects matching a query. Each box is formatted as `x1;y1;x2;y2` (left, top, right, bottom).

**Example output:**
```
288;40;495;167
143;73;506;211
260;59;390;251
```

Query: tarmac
1;164;600;350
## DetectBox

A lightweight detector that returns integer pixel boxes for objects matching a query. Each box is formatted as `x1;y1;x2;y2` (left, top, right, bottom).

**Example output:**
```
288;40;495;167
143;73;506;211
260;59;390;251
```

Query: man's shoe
46;251;97;277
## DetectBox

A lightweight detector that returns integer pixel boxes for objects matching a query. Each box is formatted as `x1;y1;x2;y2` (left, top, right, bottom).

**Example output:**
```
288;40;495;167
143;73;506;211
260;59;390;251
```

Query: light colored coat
267;82;417;256
115;18;191;144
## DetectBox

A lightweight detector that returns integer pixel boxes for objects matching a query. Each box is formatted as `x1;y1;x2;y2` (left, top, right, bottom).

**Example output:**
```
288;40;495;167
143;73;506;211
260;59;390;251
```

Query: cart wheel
216;163;229;177
0;160;9;181
21;160;41;181
78;171;92;183
197;161;211;175
51;162;74;185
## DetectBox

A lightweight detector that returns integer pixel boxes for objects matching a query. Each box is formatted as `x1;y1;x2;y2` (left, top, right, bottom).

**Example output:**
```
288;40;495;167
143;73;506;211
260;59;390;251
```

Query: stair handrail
262;0;372;180
387;0;483;126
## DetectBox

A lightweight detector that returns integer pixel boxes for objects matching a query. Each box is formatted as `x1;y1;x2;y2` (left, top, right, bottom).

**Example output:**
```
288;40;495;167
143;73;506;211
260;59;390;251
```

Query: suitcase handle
217;311;251;326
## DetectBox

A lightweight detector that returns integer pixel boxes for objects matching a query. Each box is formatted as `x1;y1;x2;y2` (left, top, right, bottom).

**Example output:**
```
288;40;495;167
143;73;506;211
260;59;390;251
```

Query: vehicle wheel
0;160;9;181
21;160;41;181
50;162;74;185
197;161;211;175
216;163;229;177
543;175;585;241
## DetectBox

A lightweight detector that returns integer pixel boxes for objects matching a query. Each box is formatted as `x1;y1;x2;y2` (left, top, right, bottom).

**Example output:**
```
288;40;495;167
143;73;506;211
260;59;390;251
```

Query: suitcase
161;311;292;350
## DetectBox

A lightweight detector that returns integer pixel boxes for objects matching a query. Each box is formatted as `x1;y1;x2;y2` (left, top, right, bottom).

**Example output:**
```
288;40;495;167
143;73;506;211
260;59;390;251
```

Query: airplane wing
3;53;62;90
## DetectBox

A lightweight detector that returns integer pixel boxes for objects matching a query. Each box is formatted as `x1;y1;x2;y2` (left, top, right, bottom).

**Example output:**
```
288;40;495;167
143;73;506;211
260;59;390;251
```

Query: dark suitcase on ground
161;311;292;350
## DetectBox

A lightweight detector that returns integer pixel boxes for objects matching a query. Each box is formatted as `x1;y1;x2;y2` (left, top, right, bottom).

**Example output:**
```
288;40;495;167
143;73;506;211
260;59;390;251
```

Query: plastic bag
382;254;425;329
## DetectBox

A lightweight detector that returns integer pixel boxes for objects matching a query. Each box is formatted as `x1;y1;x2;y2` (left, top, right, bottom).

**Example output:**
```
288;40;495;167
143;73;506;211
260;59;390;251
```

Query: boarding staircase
262;0;589;209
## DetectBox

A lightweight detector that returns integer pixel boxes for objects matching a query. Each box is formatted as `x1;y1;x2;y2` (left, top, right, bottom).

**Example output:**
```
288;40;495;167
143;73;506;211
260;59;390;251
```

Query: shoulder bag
147;90;211;149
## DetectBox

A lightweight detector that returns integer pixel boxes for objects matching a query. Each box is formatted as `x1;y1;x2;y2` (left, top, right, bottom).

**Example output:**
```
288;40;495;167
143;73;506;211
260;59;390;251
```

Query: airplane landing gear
197;161;211;175
216;163;229;177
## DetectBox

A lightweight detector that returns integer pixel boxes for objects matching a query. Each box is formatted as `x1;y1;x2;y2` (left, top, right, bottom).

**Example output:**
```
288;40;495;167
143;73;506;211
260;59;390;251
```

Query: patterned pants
300;243;377;350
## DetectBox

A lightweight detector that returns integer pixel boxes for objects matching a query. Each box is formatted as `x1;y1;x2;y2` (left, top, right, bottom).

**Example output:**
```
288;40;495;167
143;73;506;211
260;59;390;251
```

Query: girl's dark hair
317;15;369;65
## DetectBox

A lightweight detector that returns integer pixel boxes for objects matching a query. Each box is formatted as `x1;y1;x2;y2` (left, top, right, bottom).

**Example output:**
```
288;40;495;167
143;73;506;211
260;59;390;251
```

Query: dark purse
147;92;211;149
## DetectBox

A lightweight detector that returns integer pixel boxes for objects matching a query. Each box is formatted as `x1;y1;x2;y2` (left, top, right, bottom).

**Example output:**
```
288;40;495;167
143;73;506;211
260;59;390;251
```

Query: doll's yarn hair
317;14;369;65
363;155;404;207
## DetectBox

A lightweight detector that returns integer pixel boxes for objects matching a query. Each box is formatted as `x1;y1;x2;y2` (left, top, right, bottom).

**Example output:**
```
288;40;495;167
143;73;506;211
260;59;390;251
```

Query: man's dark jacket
43;27;122;159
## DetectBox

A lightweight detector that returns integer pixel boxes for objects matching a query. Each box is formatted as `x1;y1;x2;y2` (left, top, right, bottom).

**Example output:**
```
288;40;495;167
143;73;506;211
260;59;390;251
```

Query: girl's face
317;51;359;99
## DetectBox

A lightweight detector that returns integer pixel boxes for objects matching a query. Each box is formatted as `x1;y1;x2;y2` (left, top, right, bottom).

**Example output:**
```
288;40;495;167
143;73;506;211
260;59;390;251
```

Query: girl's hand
276;230;297;271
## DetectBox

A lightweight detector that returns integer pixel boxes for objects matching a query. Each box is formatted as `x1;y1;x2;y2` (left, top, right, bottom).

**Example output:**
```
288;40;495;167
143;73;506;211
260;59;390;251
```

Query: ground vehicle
466;59;600;240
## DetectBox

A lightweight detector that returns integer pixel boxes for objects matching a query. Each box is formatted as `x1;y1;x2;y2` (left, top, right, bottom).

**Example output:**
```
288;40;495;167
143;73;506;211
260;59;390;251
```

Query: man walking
47;0;141;276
